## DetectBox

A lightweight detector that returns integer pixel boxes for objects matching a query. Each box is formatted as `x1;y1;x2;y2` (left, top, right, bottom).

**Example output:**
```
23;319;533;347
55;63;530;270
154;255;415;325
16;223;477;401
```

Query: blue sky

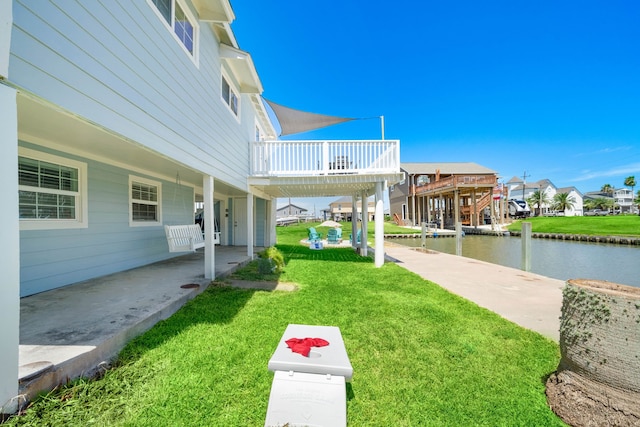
230;1;640;213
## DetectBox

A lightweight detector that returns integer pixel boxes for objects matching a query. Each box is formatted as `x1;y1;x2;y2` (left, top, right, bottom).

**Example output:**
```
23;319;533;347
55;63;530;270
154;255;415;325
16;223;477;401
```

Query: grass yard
508;215;640;236
7;224;565;426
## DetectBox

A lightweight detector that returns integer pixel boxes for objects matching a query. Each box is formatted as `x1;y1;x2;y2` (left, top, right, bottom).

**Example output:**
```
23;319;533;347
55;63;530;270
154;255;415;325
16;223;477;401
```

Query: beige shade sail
264;98;356;136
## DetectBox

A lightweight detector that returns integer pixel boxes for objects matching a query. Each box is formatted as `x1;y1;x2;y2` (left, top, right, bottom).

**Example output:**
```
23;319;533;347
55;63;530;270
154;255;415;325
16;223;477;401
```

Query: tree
624;176;636;194
526;189;551;216
552;192;575;213
590;197;614;211
600;184;614;196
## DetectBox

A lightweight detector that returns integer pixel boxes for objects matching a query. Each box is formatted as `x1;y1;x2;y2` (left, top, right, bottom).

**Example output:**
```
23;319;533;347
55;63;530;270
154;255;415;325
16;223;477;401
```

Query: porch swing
164;173;219;253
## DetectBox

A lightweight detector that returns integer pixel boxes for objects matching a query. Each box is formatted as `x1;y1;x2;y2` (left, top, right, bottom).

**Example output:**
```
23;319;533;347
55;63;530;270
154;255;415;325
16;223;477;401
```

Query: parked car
584;209;608;216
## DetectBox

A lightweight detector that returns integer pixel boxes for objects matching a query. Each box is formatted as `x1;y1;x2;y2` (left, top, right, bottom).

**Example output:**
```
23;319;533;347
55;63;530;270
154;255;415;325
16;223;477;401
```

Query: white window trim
147;0;200;66
19;147;88;230
221;71;241;121
129;175;163;227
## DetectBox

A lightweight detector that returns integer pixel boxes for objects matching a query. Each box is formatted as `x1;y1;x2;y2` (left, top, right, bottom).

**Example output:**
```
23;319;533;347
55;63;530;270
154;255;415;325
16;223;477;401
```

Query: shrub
259;246;285;273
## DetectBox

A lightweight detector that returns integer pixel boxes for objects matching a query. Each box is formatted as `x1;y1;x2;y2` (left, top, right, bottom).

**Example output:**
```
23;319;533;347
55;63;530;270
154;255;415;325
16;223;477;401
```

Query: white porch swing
164;173;219;253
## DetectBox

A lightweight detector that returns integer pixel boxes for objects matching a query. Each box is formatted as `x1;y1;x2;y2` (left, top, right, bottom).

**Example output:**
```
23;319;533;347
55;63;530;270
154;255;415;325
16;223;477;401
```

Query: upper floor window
222;75;239;117
18;148;88;230
130;176;162;226
149;0;198;60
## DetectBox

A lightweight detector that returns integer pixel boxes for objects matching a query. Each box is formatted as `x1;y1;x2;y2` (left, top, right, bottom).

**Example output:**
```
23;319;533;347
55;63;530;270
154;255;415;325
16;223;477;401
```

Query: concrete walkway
18;247;258;404
383;242;565;342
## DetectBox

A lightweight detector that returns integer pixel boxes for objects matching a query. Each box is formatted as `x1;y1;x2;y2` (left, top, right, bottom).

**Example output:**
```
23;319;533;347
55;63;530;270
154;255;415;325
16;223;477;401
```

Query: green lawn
8;224;565;426
508;215;640;236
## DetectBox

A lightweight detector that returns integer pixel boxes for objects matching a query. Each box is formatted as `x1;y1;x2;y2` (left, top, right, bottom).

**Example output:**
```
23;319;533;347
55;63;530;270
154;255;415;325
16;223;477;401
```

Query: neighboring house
328;196;375;222
1;0;403;411
508;178;583;216
614;188;635;213
555;186;583;216
389;163;499;227
276;203;307;218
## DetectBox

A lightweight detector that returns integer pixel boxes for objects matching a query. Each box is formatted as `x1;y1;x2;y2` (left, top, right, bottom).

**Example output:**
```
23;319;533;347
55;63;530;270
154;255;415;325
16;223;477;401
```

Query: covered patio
17;246;260;407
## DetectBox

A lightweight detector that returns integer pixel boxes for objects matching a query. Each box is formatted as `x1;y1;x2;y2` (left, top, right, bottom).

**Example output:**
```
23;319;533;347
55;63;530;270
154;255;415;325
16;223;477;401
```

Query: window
149;0;198;59
18;149;88;229
221;75;239;116
130;176;162;226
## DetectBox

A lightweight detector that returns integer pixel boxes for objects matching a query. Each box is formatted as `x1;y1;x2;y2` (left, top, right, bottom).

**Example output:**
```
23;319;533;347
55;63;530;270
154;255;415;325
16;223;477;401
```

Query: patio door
233;197;248;246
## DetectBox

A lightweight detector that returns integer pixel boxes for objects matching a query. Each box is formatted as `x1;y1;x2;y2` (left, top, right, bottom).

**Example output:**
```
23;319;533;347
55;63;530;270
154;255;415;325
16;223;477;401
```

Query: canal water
387;234;640;288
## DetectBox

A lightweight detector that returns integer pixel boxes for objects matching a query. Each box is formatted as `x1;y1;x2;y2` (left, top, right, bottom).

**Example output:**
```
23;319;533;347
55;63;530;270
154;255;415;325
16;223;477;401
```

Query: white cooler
265;324;353;427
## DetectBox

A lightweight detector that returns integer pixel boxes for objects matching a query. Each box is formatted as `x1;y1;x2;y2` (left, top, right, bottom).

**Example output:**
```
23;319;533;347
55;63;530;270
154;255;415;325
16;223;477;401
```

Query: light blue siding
19;142;195;297
255;198;266;247
10;0;254;191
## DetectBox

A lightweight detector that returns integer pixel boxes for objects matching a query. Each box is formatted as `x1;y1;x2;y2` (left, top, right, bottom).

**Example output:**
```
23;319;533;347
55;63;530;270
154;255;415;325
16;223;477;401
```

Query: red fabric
285;337;330;357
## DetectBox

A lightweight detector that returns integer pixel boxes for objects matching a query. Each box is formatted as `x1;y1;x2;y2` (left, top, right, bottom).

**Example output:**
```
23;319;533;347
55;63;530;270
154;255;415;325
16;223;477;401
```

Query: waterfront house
508;178;583;216
0;0;402;412
614;188;636;213
389;162;500;228
328;196;375;222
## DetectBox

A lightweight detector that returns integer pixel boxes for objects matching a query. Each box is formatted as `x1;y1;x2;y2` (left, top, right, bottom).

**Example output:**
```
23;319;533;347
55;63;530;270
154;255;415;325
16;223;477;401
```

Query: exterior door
233;197;248;246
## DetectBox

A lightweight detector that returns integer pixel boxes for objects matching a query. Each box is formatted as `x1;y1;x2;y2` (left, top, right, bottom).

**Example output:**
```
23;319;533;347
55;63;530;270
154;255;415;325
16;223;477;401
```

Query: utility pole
521;170;530;200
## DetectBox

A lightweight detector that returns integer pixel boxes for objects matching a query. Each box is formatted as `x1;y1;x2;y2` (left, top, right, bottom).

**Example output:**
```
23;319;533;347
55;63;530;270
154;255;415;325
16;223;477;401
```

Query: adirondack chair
349;229;361;244
327;228;341;244
307;227;322;242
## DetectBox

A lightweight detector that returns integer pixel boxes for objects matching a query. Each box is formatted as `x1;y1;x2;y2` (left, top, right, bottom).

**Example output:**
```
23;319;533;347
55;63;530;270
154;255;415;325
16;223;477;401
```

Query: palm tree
552;192;575;214
624;176;636;195
600;183;614;196
527;189;551;216
592;197;614;211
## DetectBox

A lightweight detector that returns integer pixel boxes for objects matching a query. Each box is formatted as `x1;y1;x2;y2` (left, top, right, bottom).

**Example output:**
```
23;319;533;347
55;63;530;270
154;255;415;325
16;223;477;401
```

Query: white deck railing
251;140;400;177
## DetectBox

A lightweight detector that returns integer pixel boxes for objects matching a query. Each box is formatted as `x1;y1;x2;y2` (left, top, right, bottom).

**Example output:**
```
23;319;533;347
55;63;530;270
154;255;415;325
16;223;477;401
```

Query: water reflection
388;235;640;288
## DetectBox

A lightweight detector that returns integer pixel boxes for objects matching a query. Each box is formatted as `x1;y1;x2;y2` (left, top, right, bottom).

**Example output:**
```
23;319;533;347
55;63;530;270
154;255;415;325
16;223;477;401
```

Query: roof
556;186;582;196
276;203;307;212
401;162;497;175
330;196;374;204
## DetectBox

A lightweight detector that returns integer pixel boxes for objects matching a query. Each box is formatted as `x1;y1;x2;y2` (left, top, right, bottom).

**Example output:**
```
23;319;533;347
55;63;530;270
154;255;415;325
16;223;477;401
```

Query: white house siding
18;141;196;297
9;0;255;191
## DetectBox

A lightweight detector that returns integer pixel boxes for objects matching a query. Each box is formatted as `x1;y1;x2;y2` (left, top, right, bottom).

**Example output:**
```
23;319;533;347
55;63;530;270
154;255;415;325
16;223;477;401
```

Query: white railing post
322;141;329;175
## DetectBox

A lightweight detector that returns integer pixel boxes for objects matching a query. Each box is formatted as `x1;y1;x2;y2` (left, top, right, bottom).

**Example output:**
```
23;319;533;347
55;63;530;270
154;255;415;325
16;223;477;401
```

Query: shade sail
264;98;356;136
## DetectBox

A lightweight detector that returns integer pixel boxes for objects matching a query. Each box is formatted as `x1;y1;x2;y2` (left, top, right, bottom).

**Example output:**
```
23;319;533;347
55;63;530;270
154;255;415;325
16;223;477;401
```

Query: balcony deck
249;139;404;197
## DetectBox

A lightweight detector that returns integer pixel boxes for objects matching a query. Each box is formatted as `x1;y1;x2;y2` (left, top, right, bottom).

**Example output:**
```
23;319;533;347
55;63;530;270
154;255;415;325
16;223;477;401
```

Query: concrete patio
17;246;261;406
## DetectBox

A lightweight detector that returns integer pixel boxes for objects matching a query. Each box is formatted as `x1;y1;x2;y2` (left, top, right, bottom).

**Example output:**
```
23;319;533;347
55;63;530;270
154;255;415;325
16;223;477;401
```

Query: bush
259;246;285;273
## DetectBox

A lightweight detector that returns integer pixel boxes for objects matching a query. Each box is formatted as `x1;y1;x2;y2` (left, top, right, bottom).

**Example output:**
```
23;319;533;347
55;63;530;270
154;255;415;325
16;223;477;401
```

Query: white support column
351;195;358;248
267;198;277;247
374;181;384;267
0;84;20;414
360;191;368;256
203;175;215;280
247;193;254;258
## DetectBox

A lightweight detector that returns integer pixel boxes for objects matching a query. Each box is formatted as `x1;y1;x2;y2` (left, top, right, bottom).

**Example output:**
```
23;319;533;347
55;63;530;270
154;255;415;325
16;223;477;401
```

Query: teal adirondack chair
307;227;322;242
327;228;340;244
349;229;361;244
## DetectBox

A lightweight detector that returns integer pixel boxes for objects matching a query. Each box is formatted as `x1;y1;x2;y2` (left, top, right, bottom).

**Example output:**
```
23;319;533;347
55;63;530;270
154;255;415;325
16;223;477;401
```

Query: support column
454;190;460;230
374;182;384;267
360;191;368;256
472;189;477;228
0;84;20;414
203;175;215;280
267;199;277;247
351;195;358;249
247;194;254;258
